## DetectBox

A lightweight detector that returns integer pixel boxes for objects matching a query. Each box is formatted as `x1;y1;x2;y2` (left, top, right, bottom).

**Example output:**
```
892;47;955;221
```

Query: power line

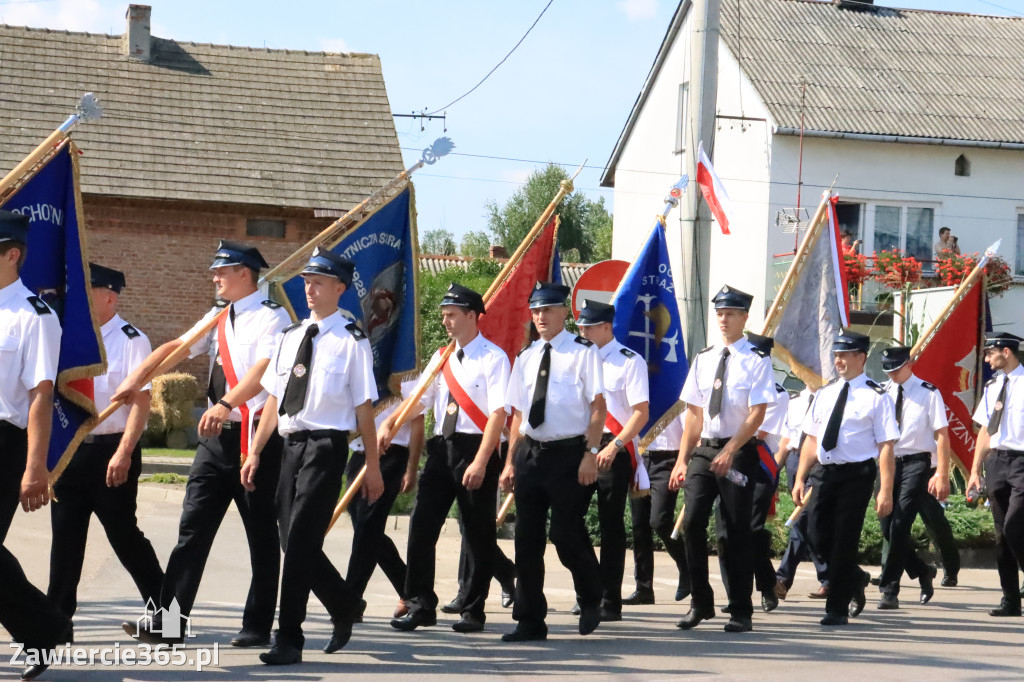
425;0;554;115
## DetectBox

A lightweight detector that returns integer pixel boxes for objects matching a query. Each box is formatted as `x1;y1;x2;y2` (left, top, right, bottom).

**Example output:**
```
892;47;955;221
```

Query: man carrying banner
876;345;947;609
243;247;382;664
574;299;649;622
0;210;72;681
48;264;164;630
669;286;775;633
792;329;899;626
968;332;1024;617
387;283;510;634
500;282;605;642
625;413;690;606
116;240;290;647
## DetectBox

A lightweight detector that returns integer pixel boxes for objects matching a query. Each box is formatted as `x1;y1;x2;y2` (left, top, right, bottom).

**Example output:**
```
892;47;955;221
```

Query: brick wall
83;195;333;381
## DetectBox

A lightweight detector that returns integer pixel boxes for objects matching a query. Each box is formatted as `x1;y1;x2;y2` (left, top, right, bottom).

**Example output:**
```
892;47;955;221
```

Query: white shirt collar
311;309;344;335
100;313;125;337
231;289;264;313
0;278;27;307
457;331;485;357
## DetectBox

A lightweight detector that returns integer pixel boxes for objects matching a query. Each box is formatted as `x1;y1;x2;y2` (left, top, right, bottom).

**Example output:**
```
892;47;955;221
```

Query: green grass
142;448;194;458
142;473;188;485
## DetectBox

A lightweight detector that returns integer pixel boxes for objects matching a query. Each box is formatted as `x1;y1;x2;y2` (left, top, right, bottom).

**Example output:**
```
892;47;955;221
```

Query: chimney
489;245;508;259
124;4;152;62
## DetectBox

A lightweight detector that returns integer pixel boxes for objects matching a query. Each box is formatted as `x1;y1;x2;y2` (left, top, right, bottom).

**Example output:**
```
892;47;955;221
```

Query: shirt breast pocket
0;333;19;359
605;370;626;393
549;371;581;401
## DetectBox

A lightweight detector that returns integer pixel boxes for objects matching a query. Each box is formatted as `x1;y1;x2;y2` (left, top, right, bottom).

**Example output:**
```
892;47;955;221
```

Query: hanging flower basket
935;250;1012;296
872;249;922;290
843;251;870;285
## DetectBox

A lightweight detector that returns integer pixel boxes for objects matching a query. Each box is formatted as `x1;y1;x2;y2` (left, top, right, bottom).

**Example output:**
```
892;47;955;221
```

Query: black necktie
822;382;849;452
207;304;236;404
988;377;1008;435
895;384;904;432
528;343;552;429
441;349;465;438
280;324;319;417
708;348;730;419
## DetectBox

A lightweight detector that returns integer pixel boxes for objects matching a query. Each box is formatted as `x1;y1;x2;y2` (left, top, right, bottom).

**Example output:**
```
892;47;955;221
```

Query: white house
602;0;1024;343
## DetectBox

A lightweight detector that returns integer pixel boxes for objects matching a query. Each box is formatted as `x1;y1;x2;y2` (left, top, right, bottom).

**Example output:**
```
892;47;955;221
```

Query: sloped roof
722;0;1024;144
419;254;589;288
0;24;403;211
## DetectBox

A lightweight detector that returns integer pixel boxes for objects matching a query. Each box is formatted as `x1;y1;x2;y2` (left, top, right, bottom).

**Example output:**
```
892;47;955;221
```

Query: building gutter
774;127;1024;151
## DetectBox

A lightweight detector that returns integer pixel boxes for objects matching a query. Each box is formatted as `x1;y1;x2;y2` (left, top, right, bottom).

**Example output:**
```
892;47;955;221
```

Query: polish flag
696;142;733;235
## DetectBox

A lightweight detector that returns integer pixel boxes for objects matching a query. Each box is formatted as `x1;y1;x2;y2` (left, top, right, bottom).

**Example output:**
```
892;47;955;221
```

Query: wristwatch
613;438;625;449
589;446;600;455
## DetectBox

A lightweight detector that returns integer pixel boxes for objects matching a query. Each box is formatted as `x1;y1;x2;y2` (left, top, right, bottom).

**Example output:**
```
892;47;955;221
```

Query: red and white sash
216;313;261;458
439;346;490;433
605;411;651;491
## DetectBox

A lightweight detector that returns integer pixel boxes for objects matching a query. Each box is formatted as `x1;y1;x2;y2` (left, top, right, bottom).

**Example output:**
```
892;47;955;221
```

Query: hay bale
150;372;201;433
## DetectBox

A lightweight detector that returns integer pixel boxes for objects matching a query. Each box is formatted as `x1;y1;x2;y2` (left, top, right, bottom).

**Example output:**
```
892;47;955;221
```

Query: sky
2;0;1021;243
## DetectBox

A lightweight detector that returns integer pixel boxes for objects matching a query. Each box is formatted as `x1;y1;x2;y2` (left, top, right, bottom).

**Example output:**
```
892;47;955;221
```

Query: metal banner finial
421;137;455;165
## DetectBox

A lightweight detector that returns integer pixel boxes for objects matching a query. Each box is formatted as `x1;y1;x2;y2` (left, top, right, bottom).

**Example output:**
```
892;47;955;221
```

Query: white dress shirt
0;278;61;429
262;310;378;435
506;329;604;441
886;373;948;462
759;384;791;452
421;332;510;436
649;413;684;453
351;377;418;451
92;314;153;435
181;289;291;421
804;372;899;464
973;364;1024;451
598;338;650;433
680;336;776;439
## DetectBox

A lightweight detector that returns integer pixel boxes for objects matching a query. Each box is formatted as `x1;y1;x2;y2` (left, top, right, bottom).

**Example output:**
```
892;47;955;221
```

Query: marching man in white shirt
876;345;948;609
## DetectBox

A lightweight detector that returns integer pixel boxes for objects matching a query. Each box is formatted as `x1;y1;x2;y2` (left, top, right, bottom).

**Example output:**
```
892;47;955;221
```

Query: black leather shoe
675;578;691;602
761;591;779;612
849;572;870;617
920;565;937;604
501;585;515;609
869;576;881;586
721;604;732;614
989;599;1022;617
941;574;958;588
452;614;485;633
724;616;752;632
441;598;464;615
877;594;899;610
579;605;601;635
820;613;849;626
21;663;50;680
230;630;271;647
501;625;547;642
600;608;622;622
569;601;581;616
324;617;354;653
390;610;437;631
260;643;302;665
353;599;367;624
676;606;716;630
622;590;655;606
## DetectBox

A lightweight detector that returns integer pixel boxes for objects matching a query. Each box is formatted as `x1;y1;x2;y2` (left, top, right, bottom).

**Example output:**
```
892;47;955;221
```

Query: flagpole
0;94;102;205
88;139;455;436
327;163;585;533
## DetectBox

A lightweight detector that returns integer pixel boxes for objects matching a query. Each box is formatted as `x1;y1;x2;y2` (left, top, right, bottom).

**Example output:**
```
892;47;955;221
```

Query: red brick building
1;5;403;377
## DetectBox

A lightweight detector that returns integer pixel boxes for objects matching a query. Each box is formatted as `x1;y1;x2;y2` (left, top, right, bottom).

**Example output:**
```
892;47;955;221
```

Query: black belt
287;429;347;442
993;448;1024;457
221;420;242;431
525;435;585;451
699;437;753;449
821;458;875;469
896;452;931;463
645;449;678;458
83;433;123;445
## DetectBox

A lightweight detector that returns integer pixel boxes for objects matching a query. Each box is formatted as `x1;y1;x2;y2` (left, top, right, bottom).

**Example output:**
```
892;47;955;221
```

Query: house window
674;83;689;155
1016;213;1024;276
866;205;935;263
954;154;970;177
835;202;863;243
246;218;286;239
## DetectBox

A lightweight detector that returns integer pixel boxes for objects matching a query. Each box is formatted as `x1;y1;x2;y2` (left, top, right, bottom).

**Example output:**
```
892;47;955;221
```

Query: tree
420;228;456;255
485;163;613;263
459;230;492;258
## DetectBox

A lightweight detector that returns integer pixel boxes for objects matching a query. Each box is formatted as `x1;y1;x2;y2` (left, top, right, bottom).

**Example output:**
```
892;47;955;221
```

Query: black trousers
584;436;633;611
512;436;601;629
0;421;71;650
159;426;282;635
277;429;357;648
405;434;500;619
810;459;876;616
776;464;829;588
984;450;1024;604
48;435;164;618
345;445;411;599
630;450;688;594
682;442;758;618
453;518;516;601
878;453;932;596
918;472;960;577
717;463;776;595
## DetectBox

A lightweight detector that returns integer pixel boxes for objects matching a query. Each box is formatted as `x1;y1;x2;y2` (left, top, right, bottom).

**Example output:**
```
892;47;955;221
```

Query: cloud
617;0;658;20
320;37;349;54
0;0;117;34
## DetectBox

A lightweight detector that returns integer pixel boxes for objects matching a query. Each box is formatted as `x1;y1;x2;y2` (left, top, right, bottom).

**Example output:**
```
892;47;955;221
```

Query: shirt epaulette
775;383;786;393
824;377;839;387
517;344;530;357
865;379;885;395
282;321;303;334
574;336;594;347
26;295;50;315
752;347;769;358
121;323;140;339
345;321;367;340
620;347;636;358
985;377;998;387
921;381;938;391
697;345;713;355
261;299;282;309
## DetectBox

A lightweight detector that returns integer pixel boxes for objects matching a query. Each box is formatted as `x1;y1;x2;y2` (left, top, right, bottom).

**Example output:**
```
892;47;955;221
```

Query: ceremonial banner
696;143;733;235
478;215;560;364
769;195;850;387
912;278;986;474
281;185;419;405
611;217;687;448
1;142;103;482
